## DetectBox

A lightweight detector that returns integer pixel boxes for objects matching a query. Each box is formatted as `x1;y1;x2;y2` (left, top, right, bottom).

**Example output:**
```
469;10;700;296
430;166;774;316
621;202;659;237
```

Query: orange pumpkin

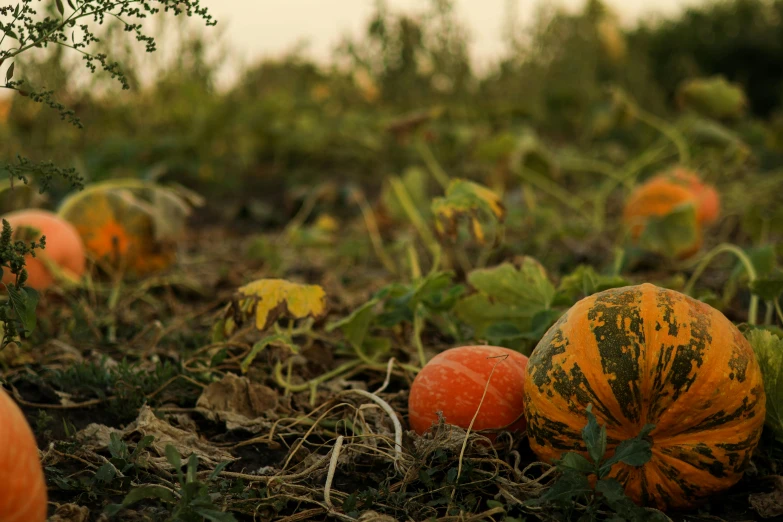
0;209;86;290
0;387;48;521
623;168;720;239
669;168;720;225
408;345;528;436
524;283;765;510
622;176;698;240
58;182;188;276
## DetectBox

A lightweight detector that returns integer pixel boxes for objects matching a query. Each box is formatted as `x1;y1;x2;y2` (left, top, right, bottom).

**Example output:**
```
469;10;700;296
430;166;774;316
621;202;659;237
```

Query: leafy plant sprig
0;0;215;349
106;444;235;521
0;218;44;348
528;404;666;521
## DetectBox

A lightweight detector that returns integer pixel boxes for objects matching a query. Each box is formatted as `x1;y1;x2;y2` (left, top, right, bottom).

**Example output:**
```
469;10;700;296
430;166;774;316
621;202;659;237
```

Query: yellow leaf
236;279;328;331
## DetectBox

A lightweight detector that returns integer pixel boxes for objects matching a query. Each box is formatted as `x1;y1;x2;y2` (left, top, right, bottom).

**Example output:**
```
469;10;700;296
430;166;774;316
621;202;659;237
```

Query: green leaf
557;265;630;303
724;245;777;304
186;453;199;484
750;270;783;301
528;469;591;505
361;335;392;359
486;499;505;510
456;259;555;336
375;270;459;327
471;259;555;310
239;333;290;373
594;478;629;504
596;478;668;521
558;452;594;473
165;445;183;484
326;298;379;351
683;116;750;159
55;0;64;16
432;179;506;244
5;62;14;82
600;424;655;477
108;432;126;459
132;435;155;458
5;284;38;336
677;76;747;119
106;484;177;515
511;129;559;177
209;461;231;481
457;295;532;337
381;166;430;222
746;328;783;443
637;202;699;259
582;404;607;464
473;131;517;162
484;309;562;344
94;463;116;484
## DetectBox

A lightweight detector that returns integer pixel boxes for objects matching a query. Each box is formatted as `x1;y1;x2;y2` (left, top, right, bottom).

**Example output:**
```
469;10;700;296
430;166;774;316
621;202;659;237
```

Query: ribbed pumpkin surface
59;188;176;276
524;283;765;510
408;345;528;436
0;388;47;521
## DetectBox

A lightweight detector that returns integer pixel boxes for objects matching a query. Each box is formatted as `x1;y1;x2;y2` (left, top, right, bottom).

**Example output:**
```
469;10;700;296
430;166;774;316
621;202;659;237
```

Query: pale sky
0;0;709;96
201;0;708;74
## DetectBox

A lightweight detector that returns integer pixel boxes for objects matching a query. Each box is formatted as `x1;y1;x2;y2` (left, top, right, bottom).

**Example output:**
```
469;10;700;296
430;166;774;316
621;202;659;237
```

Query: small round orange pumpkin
0;209;86;290
622;176;698;240
0;387;48;521
623;168;720;239
669;168;720;225
408;345;528;436
524;283;765;510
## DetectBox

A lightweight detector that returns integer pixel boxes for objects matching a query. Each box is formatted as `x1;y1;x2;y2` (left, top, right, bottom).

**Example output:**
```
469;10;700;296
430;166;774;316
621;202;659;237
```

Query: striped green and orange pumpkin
524;283;765;510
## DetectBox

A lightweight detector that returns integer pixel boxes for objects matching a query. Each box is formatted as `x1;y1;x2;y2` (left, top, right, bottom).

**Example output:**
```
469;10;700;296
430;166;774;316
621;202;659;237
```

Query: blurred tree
634;0;783;117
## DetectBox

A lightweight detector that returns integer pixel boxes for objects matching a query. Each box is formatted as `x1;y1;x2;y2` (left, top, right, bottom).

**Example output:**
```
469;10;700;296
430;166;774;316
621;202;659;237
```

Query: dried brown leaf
125;405;236;468
196;373;278;431
750;476;783;519
49;503;90;522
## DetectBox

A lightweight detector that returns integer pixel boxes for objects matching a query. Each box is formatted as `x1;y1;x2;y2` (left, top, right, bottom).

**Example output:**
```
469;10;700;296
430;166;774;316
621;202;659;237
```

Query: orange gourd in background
623;176;697;239
0;387;47;521
622;167;720;258
58;180;195;277
623;168;720;232
669;167;720;225
408;345;528;436
0;209;86;291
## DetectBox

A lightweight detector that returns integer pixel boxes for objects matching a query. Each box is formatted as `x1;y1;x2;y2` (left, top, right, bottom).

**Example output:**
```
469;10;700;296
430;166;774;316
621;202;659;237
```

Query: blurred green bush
1;0;783;229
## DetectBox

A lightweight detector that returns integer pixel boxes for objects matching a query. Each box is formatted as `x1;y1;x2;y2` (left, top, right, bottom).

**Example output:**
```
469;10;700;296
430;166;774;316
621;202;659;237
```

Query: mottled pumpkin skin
59;189;176;276
524;283;765;510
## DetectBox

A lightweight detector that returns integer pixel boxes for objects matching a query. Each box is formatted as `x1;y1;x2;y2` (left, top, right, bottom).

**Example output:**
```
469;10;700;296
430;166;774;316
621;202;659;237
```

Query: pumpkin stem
683;242;758;325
